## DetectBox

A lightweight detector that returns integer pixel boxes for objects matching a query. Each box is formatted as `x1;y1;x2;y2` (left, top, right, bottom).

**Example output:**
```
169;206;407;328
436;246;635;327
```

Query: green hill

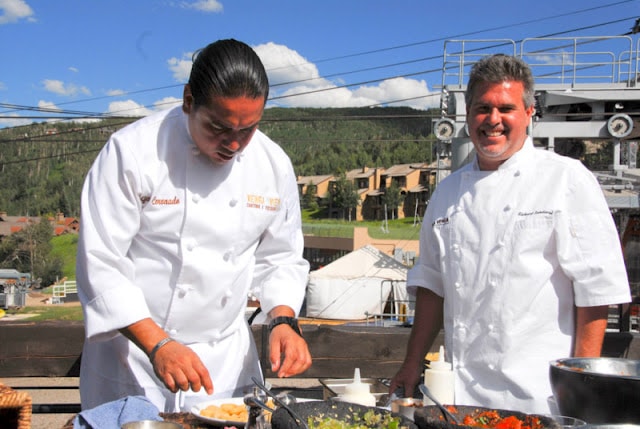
0;106;440;217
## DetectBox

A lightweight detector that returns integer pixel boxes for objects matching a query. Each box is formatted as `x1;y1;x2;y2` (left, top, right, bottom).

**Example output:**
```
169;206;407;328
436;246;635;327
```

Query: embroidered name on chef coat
247;194;281;211
151;196;180;205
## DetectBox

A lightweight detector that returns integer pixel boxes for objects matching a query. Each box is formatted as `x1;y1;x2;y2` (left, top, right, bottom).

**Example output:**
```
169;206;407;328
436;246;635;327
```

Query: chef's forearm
573;305;608;357
403;287;444;367
119;318;170;357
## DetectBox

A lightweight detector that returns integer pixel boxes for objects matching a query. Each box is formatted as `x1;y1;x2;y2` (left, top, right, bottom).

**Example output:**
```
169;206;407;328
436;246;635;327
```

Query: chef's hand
389;361;422;398
151;340;214;395
269;325;312;378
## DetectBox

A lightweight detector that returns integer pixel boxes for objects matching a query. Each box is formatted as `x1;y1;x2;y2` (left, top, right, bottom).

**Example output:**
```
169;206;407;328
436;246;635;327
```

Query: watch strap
268;316;302;336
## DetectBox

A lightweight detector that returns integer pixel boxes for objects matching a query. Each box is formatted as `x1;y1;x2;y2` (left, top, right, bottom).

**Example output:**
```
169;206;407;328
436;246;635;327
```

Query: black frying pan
413;405;561;429
271;400;418;429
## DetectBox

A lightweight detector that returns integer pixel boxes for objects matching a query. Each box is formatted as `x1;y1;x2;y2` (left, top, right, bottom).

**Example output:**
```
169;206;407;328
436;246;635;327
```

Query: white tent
304;245;413;320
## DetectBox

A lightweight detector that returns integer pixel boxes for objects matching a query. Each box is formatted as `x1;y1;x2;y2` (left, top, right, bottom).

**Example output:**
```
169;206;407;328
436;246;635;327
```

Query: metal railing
441;35;638;89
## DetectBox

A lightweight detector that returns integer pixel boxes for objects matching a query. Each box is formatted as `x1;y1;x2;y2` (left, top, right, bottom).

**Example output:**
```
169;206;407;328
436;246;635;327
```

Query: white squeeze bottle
338;368;377;407
423;345;454;405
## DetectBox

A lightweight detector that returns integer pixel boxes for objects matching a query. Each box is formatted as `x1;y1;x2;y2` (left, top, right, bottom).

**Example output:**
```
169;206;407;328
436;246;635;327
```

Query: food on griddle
307;408;408;429
447;407;544;429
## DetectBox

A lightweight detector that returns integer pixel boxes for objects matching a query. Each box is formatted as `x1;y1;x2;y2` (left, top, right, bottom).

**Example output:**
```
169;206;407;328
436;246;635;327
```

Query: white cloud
0;114;31;128
106;100;154;117
164;41;436;110
106;89;125;96
42;79;91;97
153;96;182;111
37;100;61;111
68;66;79;73
353;77;435;110
180;0;223;13
0;0;35;24
167;53;193;82
254;42;323;90
0;81;6;90
253;42;436;110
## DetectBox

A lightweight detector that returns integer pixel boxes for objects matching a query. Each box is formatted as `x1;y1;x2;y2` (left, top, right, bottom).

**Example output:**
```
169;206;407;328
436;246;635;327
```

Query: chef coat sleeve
406;186;445;299
251;158;309;317
555;162;631;307
76;135;152;341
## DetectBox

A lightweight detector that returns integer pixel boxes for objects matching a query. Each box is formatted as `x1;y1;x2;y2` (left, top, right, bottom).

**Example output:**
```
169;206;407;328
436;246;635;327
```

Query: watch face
608;113;633;138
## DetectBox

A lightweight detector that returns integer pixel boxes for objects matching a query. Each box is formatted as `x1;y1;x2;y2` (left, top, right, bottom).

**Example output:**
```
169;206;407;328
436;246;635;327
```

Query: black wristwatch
268;316;302;336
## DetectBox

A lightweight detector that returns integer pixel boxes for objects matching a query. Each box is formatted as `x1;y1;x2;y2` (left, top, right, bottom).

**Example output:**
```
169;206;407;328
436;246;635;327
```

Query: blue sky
0;0;638;128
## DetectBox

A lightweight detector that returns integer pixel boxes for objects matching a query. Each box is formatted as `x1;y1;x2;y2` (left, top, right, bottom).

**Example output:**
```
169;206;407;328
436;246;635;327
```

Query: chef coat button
497;239;505;247
487;323;494;331
223;252;231;261
454;282;461;289
489;280;497;288
504;204;512;211
452;244;460;252
191;146;200;156
224;289;233;298
186;243;194;251
514;170;521;177
220;296;228;307
178;289;186;298
169;329;178;336
229;199;238;207
192;194;200;203
208;340;218;347
488;363;496;370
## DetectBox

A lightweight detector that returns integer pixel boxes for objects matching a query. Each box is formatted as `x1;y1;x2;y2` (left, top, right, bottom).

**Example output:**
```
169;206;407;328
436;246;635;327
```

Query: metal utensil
252;376;309;429
419;384;460;424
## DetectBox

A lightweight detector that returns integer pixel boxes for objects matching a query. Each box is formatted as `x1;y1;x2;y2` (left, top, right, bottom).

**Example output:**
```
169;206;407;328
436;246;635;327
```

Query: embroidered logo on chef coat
247;194;281;211
433;217;449;227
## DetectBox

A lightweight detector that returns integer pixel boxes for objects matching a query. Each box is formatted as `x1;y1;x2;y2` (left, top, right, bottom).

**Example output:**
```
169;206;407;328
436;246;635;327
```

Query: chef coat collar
471;136;533;172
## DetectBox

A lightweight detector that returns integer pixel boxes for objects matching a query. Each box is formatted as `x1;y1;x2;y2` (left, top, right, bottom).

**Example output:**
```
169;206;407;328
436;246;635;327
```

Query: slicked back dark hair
188;39;269;107
465;54;535;109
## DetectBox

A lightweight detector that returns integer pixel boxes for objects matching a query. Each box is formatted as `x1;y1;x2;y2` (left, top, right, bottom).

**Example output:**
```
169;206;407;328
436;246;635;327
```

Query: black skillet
413;405;561;429
271;400;418;429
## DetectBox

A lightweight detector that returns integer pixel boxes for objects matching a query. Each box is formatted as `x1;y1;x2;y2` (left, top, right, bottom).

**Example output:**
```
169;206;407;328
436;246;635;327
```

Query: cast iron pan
271;400;418;429
414;405;561;429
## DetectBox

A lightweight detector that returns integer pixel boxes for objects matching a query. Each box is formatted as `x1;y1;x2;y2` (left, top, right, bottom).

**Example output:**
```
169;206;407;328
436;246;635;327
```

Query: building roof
345;167;379;180
381;163;428;177
297;174;333;186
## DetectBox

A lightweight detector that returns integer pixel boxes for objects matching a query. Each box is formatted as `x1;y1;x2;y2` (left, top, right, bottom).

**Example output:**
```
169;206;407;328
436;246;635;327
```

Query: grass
302;209;423;240
5;304;84;321
50;234;79;279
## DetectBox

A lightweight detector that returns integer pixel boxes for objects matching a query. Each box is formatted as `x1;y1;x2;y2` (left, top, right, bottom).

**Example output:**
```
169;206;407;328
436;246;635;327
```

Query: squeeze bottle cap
344;368;371;394
429;345;452;371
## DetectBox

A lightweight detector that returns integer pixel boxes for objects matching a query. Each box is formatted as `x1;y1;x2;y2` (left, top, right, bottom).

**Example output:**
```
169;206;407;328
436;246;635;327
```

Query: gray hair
465;54;535;108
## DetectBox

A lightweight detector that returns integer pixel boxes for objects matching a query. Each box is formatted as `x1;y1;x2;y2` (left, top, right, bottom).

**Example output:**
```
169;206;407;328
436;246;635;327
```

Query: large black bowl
549;357;640;424
271;400;418;429
414;405;560;429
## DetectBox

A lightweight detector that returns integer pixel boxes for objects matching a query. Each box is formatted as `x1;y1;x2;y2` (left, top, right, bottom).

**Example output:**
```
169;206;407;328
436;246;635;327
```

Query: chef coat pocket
510;213;555;251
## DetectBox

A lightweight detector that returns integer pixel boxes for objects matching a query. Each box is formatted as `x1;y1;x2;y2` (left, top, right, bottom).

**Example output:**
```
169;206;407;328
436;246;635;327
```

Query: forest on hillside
0;106;441;217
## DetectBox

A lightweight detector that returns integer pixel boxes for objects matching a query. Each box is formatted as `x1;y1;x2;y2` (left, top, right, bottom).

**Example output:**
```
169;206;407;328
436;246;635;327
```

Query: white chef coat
76;106;309;412
407;137;631;414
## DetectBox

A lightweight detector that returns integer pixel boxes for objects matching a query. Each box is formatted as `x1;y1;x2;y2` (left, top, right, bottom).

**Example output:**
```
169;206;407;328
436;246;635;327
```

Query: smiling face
183;85;264;165
466;80;534;171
